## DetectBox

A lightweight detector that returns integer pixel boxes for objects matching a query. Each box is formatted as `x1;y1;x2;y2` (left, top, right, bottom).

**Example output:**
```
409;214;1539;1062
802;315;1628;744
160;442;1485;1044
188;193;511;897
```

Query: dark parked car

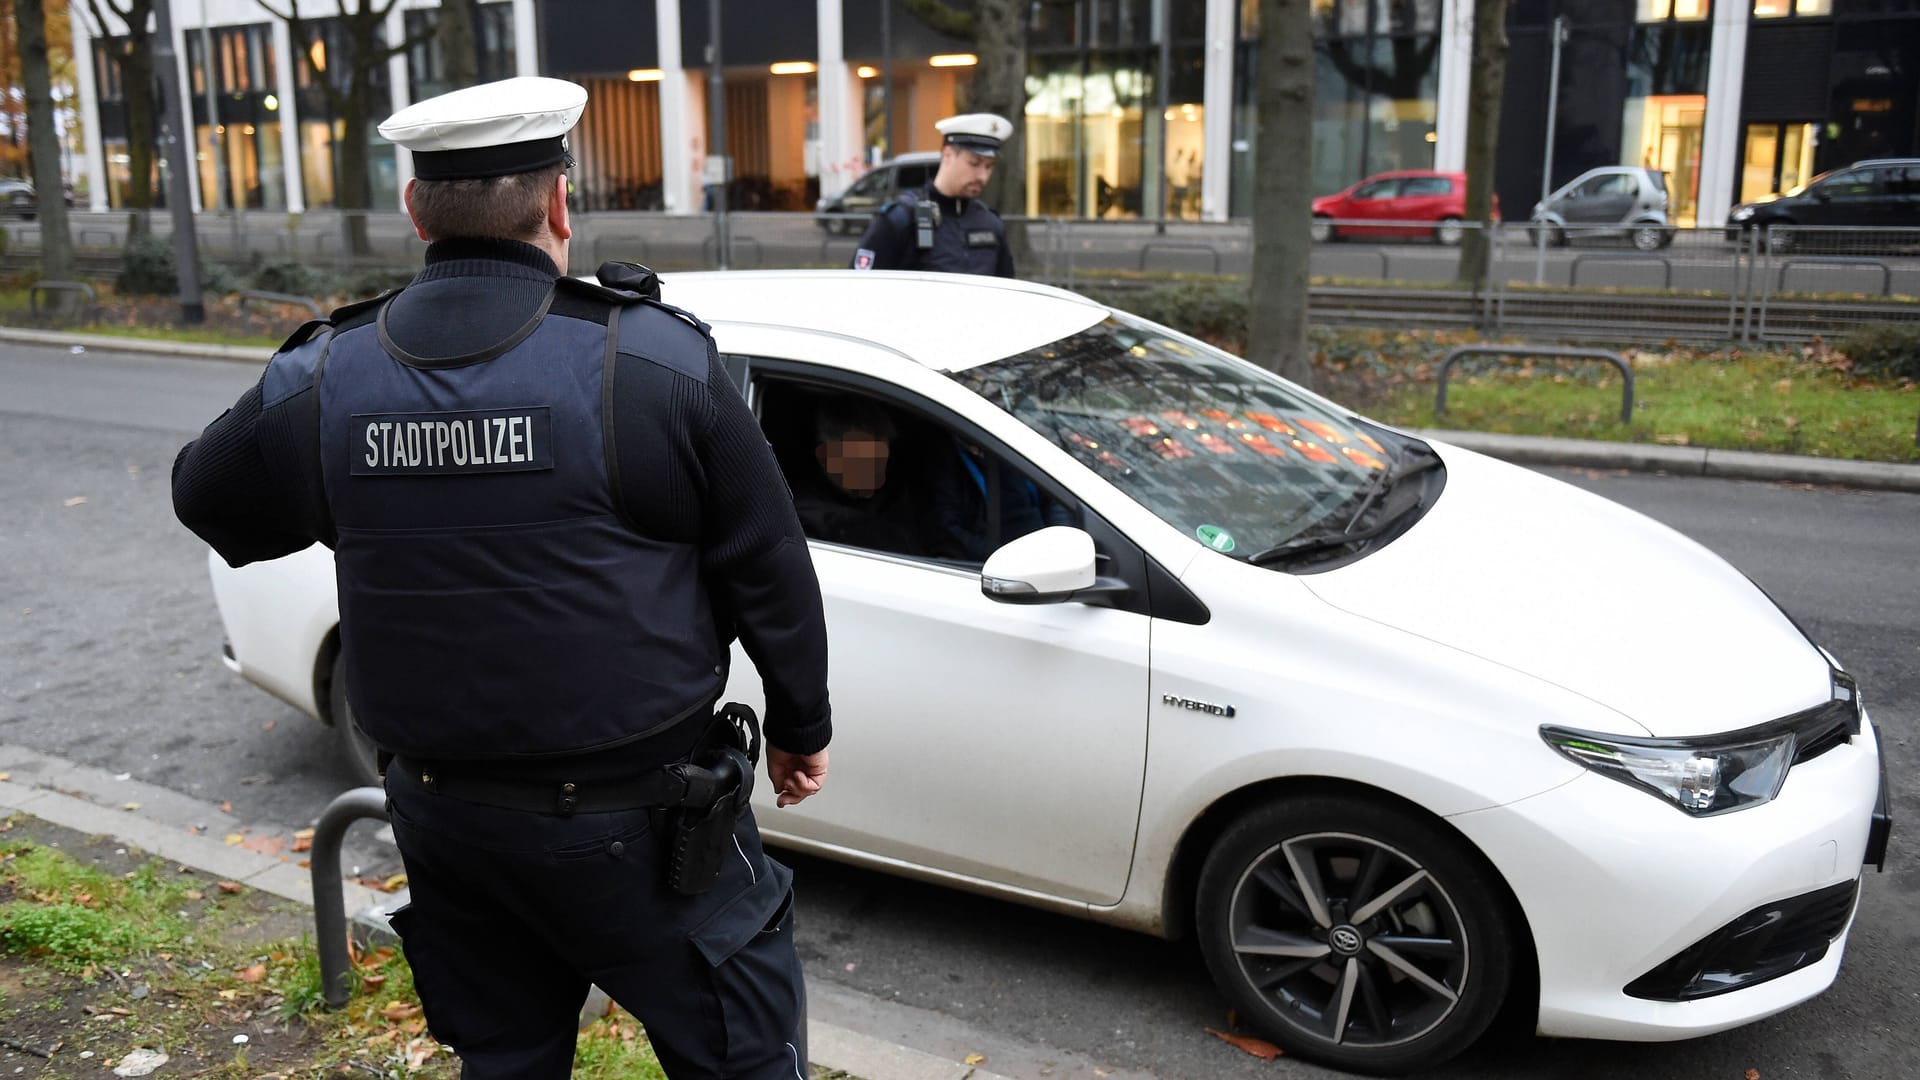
0;178;37;218
816;152;940;234
1726;159;1920;253
1530;166;1674;250
1311;170;1490;245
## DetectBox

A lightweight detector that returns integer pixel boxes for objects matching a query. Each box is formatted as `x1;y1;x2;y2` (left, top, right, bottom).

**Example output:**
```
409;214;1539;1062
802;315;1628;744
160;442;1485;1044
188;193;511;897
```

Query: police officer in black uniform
851;112;1017;277
171;76;830;1080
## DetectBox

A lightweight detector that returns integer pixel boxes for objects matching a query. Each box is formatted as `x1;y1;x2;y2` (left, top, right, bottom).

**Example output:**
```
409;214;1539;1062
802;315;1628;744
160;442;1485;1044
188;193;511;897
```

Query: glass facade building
63;0;1920;226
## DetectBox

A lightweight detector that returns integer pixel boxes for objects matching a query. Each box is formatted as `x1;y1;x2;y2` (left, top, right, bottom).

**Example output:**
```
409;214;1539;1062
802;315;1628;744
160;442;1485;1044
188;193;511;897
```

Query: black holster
666;702;761;895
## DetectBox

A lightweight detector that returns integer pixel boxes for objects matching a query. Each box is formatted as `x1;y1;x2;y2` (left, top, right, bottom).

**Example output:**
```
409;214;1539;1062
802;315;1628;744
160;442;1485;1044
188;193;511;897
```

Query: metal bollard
310;786;390;1008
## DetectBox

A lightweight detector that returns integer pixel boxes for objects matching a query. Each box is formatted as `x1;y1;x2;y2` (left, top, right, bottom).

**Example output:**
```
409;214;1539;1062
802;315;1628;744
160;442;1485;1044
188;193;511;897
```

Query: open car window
754;376;1079;566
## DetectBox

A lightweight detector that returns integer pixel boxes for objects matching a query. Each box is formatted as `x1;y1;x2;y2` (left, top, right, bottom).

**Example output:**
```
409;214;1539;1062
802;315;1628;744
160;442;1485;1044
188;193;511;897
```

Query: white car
207;271;1889;1074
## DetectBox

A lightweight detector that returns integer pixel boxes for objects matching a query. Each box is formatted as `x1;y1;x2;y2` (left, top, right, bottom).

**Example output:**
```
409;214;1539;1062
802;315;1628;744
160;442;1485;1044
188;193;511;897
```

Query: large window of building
291;17;396;210
1740;121;1818;201
1233;0;1440;215
1621;6;1713;224
1754;0;1830;16
404;2;518;102
187;24;286;210
1025;3;1205;221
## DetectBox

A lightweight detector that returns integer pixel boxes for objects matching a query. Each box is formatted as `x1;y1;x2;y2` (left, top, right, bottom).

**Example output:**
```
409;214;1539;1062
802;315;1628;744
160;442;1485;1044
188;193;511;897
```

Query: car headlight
1540;725;1794;816
1729;205;1756;222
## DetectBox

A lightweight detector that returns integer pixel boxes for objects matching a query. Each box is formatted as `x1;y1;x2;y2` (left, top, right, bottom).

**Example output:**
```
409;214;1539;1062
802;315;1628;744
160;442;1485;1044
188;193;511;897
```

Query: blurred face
935;145;998;199
817;429;891;497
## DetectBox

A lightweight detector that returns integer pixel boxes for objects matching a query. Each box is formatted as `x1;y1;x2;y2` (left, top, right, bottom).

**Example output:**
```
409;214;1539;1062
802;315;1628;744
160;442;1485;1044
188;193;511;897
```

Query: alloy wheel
1225;831;1470;1050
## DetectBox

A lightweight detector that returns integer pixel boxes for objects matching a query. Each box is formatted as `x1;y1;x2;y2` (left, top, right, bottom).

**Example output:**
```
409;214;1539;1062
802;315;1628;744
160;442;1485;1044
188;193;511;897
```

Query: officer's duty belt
394;757;730;816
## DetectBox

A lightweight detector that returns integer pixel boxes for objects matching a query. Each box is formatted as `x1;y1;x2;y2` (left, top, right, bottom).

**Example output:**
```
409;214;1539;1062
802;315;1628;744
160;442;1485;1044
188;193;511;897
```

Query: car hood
1311;193;1341;212
1297;443;1831;738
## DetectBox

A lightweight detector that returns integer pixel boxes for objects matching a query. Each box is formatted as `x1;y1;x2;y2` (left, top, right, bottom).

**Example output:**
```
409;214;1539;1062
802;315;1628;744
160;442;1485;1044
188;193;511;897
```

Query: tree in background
80;0;155;223
1245;0;1313;386
434;0;478;91
1457;0;1510;289
14;0;71;279
259;0;432;254
900;0;1030;258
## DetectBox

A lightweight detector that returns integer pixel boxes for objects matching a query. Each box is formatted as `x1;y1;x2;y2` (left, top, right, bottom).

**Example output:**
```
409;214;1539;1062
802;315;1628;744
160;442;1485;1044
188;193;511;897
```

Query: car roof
1850;158;1920;167
1358;170;1459;180
653;270;1111;373
882;152;943;166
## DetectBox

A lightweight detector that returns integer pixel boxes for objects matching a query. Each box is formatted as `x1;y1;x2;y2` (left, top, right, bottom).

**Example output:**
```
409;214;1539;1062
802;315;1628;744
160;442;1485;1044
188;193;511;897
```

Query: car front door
724;362;1152;906
1343;178;1402;237
1562;173;1634;229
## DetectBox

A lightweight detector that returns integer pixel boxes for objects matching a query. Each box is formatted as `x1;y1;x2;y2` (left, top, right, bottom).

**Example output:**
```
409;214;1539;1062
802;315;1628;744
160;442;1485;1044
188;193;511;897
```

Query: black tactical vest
264;288;725;760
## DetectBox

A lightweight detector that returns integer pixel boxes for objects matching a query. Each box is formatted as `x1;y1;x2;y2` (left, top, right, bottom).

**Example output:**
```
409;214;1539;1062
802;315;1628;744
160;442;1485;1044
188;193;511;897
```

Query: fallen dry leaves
1205;1027;1284;1061
236;963;266;983
381;1001;423;1022
215;881;242;895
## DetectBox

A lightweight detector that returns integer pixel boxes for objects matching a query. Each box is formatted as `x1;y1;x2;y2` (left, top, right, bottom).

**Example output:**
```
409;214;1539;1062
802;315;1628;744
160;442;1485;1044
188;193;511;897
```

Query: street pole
152;0;206;323
1534;15;1567;286
707;0;729;270
1154;0;1171;234
880;0;893;159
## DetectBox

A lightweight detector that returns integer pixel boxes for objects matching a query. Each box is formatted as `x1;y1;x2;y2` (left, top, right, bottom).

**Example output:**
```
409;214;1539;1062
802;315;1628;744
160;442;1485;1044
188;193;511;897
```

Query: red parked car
1311;170;1497;246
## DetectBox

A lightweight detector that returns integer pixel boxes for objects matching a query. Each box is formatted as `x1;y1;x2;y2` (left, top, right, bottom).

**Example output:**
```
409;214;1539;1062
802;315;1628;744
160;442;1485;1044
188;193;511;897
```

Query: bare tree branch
900;0;975;40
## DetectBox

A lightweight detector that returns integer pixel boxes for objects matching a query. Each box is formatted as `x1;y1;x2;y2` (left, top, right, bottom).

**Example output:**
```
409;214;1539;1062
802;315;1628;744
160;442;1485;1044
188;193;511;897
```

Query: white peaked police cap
379;76;588;180
936;113;1014;157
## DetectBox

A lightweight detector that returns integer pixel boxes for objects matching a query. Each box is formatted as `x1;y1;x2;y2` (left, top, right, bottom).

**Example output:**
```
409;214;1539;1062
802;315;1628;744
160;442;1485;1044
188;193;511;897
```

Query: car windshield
950;313;1399;556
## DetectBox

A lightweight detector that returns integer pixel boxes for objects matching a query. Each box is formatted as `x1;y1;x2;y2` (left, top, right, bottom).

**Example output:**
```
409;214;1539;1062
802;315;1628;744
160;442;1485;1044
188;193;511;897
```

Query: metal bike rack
1137;241;1220;274
28;280;99;321
311;787;392;1008
1570;252;1673;290
1778;257;1892;297
239;290;324;319
1436;344;1635;424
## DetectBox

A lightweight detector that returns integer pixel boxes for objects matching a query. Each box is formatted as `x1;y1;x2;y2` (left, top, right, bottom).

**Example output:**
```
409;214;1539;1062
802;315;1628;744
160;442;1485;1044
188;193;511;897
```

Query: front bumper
1451;715;1882;1041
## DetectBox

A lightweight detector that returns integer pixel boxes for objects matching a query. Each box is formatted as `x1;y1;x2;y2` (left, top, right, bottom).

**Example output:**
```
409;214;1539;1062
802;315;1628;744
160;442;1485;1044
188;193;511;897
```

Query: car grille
1624;879;1859;1001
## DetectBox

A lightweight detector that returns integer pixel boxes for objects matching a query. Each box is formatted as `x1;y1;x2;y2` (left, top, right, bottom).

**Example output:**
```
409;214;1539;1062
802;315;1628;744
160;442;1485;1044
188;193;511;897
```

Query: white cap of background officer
935;113;1014;158
379;76;587;180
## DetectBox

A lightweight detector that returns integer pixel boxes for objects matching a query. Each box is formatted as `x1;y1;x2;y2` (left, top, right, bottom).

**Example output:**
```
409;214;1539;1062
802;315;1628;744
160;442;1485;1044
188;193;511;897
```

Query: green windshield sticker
1196;524;1237;553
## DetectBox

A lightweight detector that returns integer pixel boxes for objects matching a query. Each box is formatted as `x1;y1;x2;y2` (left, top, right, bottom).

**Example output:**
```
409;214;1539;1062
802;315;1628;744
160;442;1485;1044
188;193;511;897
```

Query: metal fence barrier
1436;345;1635;424
12;212;1920;346
27;280;99;321
311;787;391;1009
238;289;323;319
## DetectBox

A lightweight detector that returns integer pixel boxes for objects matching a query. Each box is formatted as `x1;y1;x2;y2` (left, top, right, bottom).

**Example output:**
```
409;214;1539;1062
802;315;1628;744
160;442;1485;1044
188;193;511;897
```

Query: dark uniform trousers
385;766;806;1080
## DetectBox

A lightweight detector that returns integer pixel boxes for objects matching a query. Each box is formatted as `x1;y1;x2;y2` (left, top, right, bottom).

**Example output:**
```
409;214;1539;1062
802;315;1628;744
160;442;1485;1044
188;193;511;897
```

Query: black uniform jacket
171;239;831;773
851;184;1016;277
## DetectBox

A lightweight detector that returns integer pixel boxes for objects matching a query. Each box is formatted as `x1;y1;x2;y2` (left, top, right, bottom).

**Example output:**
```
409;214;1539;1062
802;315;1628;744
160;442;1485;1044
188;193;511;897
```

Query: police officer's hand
767;748;828;807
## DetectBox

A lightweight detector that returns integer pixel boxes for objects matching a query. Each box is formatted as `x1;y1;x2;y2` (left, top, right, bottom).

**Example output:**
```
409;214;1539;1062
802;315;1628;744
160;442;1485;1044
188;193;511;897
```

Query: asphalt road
2;340;1915;1079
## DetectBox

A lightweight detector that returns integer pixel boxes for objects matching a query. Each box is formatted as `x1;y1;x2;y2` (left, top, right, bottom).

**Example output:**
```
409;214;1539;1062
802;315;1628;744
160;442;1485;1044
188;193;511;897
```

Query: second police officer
851;112;1017;277
171;76;829;1079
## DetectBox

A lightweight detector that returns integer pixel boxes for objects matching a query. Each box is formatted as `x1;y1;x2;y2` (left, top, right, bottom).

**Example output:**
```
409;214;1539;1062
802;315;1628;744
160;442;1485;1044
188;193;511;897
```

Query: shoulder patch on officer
329;287;404;325
853;248;875;271
614;302;712;381
261;327;333;409
351;406;553;476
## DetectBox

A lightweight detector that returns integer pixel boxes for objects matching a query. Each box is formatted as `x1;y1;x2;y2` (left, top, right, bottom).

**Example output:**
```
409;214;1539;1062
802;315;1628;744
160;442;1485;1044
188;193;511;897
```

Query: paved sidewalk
0;741;1028;1080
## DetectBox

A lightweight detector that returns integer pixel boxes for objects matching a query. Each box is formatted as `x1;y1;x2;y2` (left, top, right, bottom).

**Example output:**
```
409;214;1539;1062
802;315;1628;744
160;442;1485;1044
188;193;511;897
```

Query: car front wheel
1630;224;1666;252
1311;215;1335;244
1195;796;1515;1075
329;651;383;787
1434;217;1464;247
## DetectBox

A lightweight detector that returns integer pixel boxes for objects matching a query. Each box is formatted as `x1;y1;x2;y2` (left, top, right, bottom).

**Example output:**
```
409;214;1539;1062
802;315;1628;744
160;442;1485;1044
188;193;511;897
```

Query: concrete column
512;0;539;77
70;2;109;211
272;16;305;213
1432;0;1472;173
816;0;861;199
657;0;695;213
1696;2;1749;228
386;2;413;204
1200;0;1233;220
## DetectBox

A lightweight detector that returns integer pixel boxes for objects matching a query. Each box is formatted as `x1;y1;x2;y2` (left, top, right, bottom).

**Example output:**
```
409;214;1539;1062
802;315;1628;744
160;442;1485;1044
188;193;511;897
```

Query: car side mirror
980;526;1097;604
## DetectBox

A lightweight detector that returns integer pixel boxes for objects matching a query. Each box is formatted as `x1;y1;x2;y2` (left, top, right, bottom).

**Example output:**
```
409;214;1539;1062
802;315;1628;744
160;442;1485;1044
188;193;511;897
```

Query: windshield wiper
1246;453;1445;567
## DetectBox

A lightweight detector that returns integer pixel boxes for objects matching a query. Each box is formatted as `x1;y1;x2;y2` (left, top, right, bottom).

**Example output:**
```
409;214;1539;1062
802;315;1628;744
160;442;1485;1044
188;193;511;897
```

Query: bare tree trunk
121;33;155;231
334;19;376;256
966;0;1030;273
437;0;477;90
1245;0;1313;387
1457;0;1509;289
16;0;73;281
